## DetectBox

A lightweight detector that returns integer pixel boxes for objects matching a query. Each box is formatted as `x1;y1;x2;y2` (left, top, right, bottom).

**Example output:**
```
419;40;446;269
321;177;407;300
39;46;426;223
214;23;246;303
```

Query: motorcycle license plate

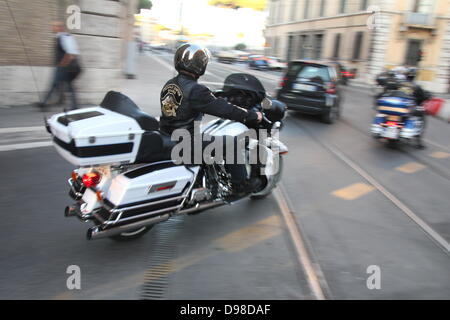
383;126;399;139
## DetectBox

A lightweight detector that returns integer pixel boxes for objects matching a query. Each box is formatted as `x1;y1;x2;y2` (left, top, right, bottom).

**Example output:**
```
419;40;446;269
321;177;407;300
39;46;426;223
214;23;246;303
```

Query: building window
291;0;298;21
339;0;346;14
405;39;423;66
333;34;341;59
353;32;364;60
314;34;324;59
287;35;294;61
277;0;283;23
274;37;279;56
319;0;326;17
269;1;277;24
360;0;368;11
412;0;434;14
299;35;308;59
304;0;310;19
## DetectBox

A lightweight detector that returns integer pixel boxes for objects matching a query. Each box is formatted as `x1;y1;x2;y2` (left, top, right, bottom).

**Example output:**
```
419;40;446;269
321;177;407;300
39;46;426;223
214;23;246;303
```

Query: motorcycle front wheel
250;156;284;200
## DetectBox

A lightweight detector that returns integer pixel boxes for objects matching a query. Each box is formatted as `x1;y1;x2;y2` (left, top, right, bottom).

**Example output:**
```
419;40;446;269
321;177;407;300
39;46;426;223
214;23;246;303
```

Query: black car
248;56;269;70
276;60;342;124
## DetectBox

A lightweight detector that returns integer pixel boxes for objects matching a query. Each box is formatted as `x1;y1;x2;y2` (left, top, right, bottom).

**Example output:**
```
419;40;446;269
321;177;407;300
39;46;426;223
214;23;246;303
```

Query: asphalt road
0;52;449;299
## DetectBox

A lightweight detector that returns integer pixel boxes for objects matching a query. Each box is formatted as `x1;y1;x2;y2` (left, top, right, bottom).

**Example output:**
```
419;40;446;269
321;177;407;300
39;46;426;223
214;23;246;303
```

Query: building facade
0;0;138;107
264;0;450;93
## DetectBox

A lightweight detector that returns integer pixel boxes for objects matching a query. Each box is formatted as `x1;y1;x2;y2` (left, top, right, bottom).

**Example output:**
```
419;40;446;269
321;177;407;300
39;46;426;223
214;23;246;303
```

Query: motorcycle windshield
222;73;266;103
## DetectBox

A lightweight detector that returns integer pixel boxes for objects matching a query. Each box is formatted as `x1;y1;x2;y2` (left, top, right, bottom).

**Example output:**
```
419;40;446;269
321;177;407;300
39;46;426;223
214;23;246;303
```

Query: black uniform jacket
159;74;257;135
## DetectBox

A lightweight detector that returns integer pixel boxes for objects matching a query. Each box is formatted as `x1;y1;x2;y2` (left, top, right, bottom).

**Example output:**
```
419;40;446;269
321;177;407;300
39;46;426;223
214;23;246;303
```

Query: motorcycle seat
100;91;159;131
134;130;177;163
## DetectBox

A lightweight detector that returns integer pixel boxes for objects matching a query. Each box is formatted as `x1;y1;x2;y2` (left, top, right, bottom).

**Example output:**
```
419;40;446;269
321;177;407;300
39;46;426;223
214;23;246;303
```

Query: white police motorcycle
46;74;288;240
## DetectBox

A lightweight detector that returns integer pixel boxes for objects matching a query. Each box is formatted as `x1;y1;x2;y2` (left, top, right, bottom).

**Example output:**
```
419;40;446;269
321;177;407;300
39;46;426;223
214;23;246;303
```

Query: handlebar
259;114;273;130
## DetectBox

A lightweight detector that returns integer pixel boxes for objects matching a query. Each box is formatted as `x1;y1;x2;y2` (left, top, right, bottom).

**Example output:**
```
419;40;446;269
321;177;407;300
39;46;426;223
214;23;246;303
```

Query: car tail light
82;172;101;188
326;83;336;94
386;121;398;126
279;77;288;88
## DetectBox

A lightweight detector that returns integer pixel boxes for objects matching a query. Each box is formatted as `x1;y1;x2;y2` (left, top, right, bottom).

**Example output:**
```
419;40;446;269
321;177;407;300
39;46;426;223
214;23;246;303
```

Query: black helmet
174;43;210;77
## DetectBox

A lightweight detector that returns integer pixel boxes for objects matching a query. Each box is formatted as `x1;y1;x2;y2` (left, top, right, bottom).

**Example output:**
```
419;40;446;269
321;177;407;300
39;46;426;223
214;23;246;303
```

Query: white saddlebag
105;162;199;210
47;107;144;166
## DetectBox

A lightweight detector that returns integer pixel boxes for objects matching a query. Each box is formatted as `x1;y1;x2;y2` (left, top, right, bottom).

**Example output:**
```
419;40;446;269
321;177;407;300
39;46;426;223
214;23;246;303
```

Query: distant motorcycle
46;73;288;241
371;91;426;147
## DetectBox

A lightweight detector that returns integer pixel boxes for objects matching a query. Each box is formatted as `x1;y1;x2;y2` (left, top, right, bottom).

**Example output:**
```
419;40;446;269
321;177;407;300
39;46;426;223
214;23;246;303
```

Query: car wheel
321;105;339;124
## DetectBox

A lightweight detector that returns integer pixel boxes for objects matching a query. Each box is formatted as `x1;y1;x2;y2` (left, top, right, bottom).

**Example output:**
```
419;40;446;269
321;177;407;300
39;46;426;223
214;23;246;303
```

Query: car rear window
288;63;331;84
254;60;267;65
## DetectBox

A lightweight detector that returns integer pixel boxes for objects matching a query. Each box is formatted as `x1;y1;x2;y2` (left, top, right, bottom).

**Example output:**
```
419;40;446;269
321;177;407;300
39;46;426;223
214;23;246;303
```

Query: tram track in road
338;117;450;182
288;115;450;256
274;185;332;300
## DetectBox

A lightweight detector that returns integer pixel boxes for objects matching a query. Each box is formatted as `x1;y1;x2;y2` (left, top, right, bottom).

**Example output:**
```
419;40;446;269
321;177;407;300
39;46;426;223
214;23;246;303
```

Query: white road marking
210;61;280;82
274;185;330;300
147;53;176;72
148;52;224;81
198;81;224;86
0;126;45;134
0;141;52;152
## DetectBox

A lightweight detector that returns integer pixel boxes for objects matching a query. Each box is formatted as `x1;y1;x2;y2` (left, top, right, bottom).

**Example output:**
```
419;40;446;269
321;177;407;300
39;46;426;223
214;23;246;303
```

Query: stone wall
0;0;136;107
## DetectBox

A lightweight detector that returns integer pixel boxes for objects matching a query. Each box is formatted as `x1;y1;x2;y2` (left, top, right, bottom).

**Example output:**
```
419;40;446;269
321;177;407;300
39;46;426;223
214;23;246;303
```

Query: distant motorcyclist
376;67;431;148
159;43;263;194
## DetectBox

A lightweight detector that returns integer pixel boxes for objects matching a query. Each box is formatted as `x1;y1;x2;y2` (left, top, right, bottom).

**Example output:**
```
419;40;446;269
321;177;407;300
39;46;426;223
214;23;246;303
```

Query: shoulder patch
161;84;183;117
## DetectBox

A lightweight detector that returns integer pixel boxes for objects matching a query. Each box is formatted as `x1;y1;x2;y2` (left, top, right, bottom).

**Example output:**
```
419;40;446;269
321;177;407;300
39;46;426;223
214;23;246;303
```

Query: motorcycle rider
377;67;430;148
159;43;263;194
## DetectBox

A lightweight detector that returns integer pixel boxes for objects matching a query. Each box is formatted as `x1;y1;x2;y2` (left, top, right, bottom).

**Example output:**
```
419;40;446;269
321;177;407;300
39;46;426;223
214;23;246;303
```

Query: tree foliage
139;0;153;10
235;43;247;50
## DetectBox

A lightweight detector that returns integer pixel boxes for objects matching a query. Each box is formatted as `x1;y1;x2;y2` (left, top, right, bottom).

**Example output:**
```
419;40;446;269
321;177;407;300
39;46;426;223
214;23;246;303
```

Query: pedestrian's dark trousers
43;66;78;110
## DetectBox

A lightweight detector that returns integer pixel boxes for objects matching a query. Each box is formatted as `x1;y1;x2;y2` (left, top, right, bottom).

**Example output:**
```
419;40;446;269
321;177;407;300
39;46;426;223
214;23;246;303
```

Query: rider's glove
244;110;259;127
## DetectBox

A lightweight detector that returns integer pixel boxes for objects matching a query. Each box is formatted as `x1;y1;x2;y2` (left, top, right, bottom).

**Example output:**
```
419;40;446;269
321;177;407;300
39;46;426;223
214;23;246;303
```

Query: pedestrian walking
37;21;81;110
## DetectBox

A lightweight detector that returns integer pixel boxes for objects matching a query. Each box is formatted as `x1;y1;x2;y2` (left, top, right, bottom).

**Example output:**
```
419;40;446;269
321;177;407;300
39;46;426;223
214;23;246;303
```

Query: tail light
279;76;288;88
386;121;398;126
82;172;101;188
326;83;336;94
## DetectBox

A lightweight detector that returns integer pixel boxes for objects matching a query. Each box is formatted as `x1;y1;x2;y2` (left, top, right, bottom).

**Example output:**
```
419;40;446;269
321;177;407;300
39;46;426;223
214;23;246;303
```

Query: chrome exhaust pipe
64;205;77;218
86;213;170;240
176;200;226;215
65;204;93;221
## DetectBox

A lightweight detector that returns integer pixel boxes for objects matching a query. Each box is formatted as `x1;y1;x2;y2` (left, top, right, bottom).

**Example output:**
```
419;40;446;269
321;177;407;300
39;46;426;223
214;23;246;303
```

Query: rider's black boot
233;177;262;195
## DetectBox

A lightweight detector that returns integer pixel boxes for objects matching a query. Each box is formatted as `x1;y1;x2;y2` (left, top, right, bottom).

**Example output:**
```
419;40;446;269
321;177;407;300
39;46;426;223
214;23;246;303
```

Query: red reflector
82;172;101;188
279;76;288;88
156;185;174;192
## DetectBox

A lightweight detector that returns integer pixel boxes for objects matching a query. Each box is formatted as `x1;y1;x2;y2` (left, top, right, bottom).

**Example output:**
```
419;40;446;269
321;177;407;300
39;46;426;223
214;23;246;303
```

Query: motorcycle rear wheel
109;225;153;241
